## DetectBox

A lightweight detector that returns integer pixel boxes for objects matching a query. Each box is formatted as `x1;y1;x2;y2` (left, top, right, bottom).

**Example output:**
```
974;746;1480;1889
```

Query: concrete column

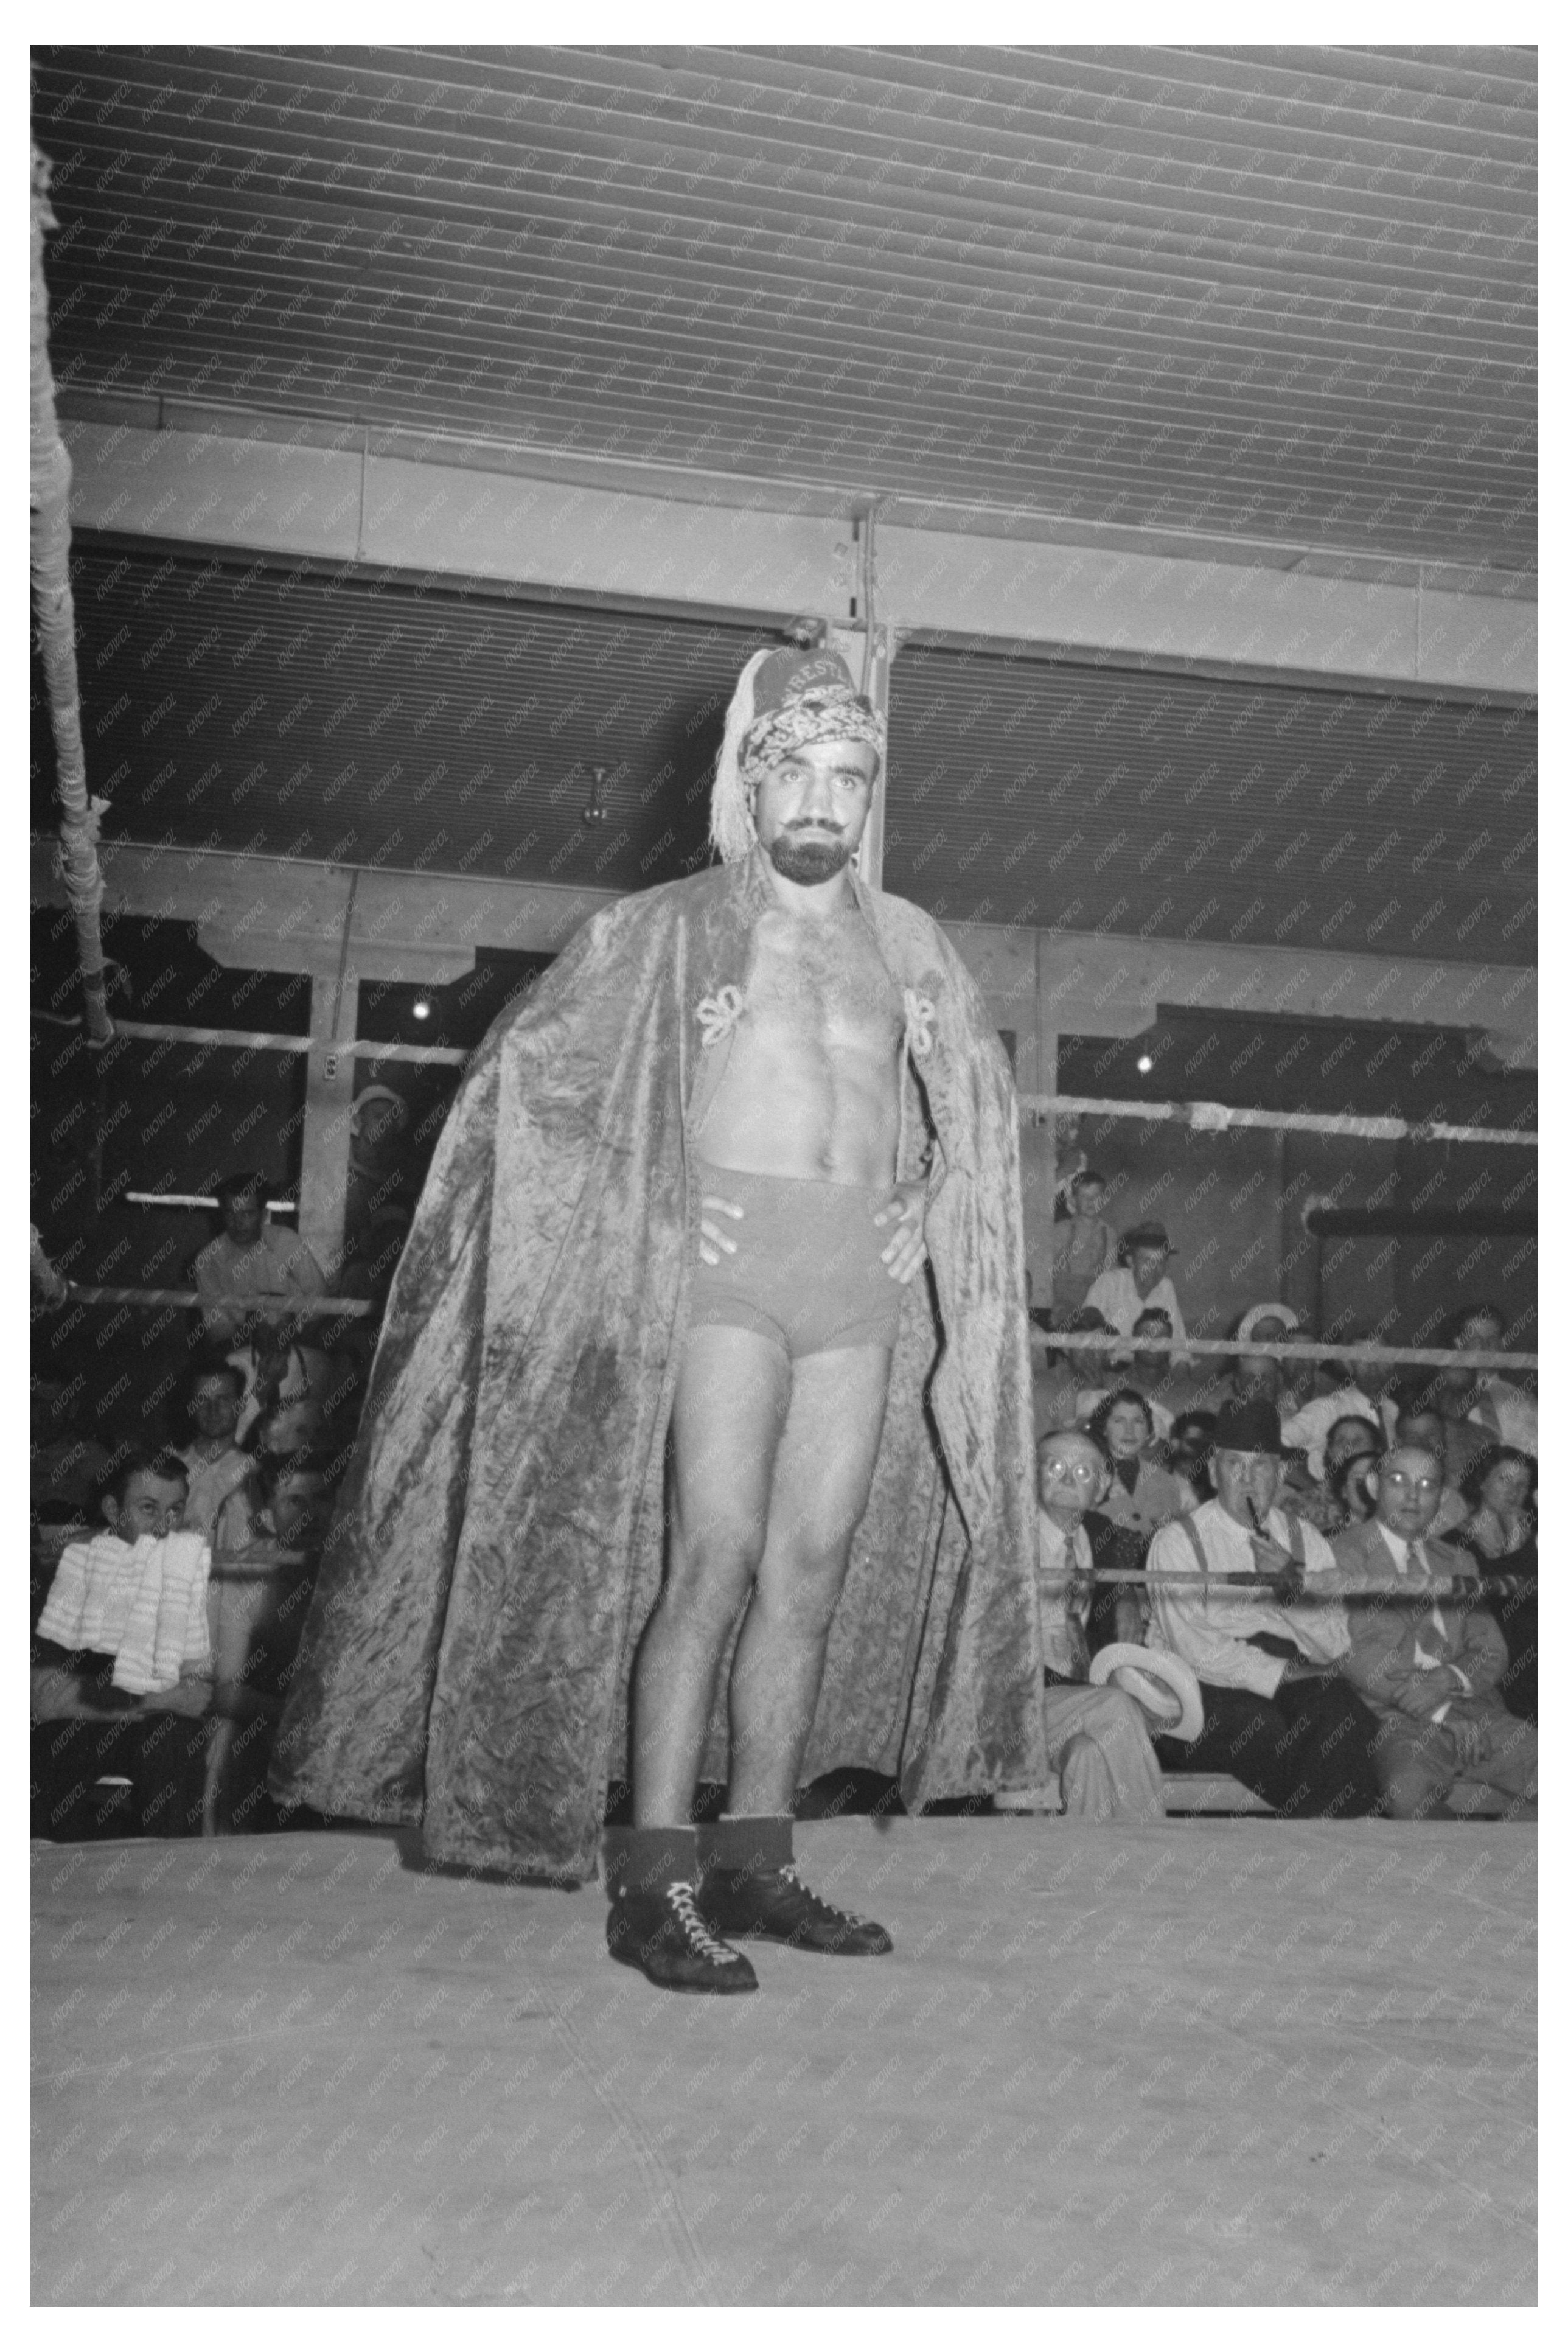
826;620;893;890
299;967;358;1283
1033;1028;1059;1315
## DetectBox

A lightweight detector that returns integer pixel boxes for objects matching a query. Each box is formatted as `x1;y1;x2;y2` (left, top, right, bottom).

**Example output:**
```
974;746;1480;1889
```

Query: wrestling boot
603;1824;759;1995
697;1812;893;1957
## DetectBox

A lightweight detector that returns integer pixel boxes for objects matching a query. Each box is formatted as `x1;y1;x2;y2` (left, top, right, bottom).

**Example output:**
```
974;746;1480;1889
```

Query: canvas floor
31;1815;1536;2305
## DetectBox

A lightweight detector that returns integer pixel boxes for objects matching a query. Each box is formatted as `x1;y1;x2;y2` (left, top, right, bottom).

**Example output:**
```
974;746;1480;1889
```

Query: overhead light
413;999;431;1021
1135;1053;1154;1073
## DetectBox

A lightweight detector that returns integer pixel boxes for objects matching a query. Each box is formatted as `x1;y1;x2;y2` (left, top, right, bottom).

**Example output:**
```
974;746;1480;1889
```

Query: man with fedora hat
274;640;1045;1992
1142;1397;1384;1815
1086;1220;1192;1367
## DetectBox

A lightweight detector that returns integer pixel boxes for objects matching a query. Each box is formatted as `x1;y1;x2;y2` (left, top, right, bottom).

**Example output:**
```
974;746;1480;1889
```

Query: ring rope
31;1008;469;1066
1021;1092;1535;1148
1036;1330;1536;1370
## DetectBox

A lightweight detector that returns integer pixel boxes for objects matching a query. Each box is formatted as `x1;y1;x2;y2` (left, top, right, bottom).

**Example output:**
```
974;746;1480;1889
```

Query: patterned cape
270;851;1045;1877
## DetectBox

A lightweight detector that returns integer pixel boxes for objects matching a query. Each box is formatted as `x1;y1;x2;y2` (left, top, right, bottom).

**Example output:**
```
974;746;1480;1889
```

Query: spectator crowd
31;1172;359;1841
31;1160;1536;1844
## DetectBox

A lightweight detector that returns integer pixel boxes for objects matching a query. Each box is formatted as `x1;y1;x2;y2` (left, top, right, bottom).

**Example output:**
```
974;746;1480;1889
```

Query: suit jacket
1331;1520;1507;1726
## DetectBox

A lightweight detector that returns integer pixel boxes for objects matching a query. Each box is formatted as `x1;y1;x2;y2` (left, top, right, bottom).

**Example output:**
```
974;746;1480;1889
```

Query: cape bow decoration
903;990;936;1056
695;985;745;1049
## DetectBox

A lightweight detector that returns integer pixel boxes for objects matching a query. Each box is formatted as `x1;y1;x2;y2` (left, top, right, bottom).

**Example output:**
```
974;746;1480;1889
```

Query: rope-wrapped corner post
30;140;113;1047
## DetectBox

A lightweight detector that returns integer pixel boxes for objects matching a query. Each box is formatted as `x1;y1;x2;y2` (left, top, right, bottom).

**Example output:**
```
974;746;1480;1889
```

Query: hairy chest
742;909;905;1050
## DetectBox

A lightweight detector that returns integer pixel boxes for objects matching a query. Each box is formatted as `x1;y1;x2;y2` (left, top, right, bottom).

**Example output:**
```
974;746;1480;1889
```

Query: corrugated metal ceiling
34;536;1535;965
32;43;1536;577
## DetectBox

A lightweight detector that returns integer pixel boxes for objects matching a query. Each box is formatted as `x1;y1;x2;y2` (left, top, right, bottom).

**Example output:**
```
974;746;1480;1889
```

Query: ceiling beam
61;410;1535;698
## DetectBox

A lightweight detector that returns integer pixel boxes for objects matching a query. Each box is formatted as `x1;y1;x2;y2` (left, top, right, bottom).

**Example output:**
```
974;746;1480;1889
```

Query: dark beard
767;831;852;885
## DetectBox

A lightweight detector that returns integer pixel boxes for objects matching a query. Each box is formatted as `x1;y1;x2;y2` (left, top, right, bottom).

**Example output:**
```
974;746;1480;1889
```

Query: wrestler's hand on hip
874;1181;929;1284
698;1192;744;1267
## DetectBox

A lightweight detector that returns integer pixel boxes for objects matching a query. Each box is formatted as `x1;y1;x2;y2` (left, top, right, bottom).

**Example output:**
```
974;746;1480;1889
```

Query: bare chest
742;910;905;1051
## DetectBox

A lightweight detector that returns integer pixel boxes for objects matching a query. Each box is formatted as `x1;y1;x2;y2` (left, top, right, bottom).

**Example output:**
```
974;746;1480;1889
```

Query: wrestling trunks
689;1160;905;1359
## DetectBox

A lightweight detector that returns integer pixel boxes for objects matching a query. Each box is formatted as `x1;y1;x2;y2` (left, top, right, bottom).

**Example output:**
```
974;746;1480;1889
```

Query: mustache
784;817;845;835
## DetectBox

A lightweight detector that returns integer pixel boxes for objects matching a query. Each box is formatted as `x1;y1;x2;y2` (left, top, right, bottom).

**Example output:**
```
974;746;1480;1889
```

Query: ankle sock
602;1823;699;1902
698;1812;793;1876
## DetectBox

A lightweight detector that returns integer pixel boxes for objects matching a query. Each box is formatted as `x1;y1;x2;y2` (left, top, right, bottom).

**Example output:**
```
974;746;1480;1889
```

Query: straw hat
1087;1643;1204;1740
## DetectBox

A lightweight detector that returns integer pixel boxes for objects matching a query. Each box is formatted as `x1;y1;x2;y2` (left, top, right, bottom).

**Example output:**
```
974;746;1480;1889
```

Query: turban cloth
709;646;886;866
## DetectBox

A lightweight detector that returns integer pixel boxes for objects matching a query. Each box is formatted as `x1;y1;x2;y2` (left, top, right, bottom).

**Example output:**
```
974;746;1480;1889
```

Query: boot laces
777;1862;868;1928
667;1880;745;1966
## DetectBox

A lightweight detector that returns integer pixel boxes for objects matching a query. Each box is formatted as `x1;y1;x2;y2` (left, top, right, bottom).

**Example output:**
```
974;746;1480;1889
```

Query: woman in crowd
1085;1389;1199;1538
1291;1413;1383;1535
1459;1445;1537;1563
1081;1388;1198;1652
1457;1445;1538;1729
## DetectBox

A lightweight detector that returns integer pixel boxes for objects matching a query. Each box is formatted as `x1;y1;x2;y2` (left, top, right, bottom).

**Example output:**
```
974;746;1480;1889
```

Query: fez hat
1121;1220;1174;1253
1210;1398;1286;1456
708;643;884;865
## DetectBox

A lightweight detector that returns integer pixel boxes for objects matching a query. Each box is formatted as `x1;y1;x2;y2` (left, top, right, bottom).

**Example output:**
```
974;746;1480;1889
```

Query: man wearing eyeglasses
1331;1446;1538;1819
1035;1429;1165;1820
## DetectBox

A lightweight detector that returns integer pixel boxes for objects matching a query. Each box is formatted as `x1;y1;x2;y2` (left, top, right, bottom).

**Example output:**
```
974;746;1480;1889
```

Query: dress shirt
1371;1524;1469;1720
1146;1497;1348;1698
1036;1509;1094;1681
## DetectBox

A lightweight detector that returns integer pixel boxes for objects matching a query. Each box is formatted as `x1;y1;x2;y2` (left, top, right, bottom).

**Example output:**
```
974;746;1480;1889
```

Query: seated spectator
195;1172;329;1431
1127;1306;1221;1425
1061;1304;1117;1422
1390;1404;1471;1536
1084;1389;1197;1541
1396;1362;1494;1490
1226;1305;1316;1419
173;1361;253;1540
1450;1304;1538;1455
1458;1445;1537;1565
33;1452;195;1722
1280;1353;1381;1482
1455;1450;1539;1723
99;1451;190;1543
1290;1414;1384;1535
1051;1168;1118;1319
1085;1221;1191;1364
225;1328;322;1446
195;1171;327;1345
206;1446;338;1834
1332;1446;1536;1819
212;1398;330;1557
1167;1411;1217;1502
1033;1428;1164;1820
1236;1303;1301;1359
1081;1389;1198;1655
1143;1399;1383;1815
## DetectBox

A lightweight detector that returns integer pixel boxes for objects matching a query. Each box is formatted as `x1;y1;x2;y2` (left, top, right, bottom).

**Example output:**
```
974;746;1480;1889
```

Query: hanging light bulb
1136;1053;1154;1074
582;765;608;826
412;999;431;1022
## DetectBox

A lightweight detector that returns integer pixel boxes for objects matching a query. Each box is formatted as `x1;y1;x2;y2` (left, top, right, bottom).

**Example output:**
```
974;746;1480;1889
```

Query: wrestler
612;698;921;1989
272;644;1046;1996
